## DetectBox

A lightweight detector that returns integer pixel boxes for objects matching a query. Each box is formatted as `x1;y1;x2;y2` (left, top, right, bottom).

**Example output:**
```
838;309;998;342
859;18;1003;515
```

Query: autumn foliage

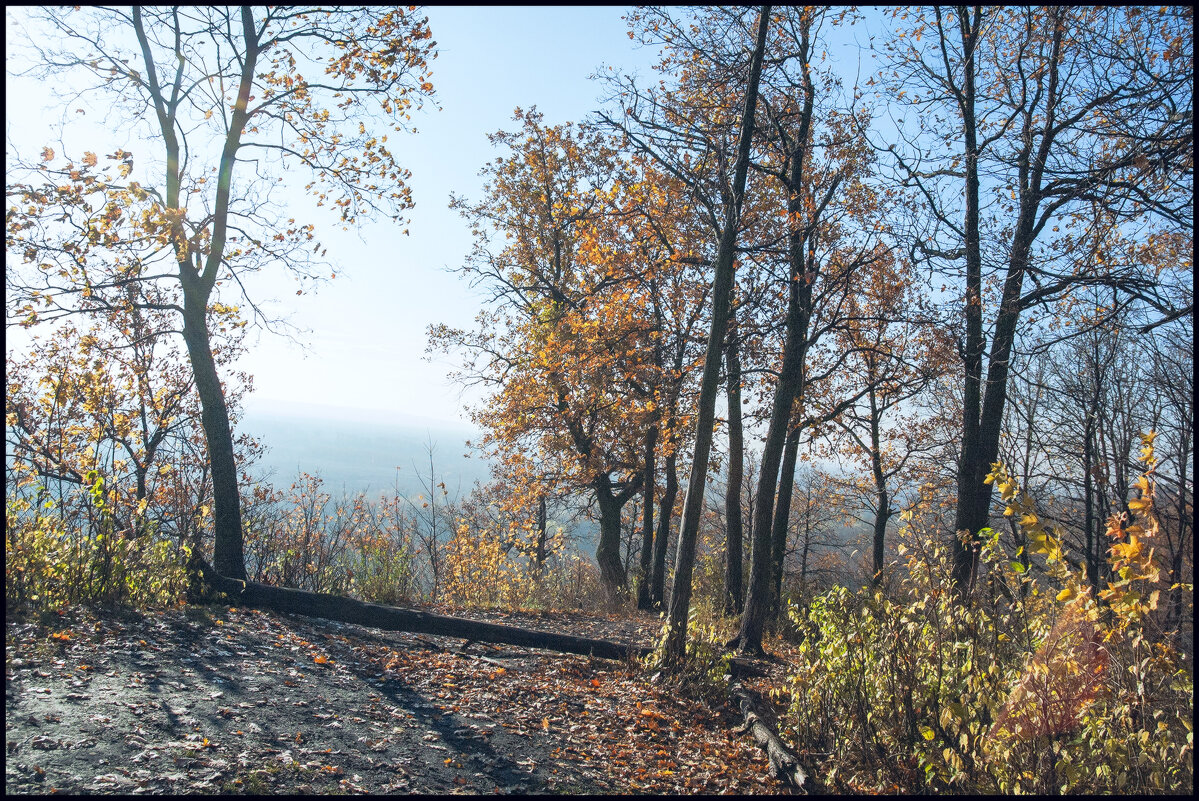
4;5;1193;795
784;436;1192;793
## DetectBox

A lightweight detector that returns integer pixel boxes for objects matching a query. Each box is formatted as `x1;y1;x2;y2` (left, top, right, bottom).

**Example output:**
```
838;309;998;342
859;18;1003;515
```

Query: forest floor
6;602;796;794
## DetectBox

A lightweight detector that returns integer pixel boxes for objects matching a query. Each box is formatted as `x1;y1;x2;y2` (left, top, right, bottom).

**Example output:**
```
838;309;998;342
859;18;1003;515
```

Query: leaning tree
7;6;437;579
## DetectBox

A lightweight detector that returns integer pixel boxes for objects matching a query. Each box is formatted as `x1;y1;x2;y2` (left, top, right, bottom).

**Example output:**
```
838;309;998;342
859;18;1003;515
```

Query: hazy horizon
239;400;490;502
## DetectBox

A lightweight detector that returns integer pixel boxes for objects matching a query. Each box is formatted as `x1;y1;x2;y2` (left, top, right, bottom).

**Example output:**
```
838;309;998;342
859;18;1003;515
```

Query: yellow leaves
1109;538;1142;562
81;151;98;168
1128;476;1153;516
40;146;55;162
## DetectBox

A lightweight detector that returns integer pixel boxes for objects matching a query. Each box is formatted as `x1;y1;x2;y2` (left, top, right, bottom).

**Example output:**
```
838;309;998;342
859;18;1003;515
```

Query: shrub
442;522;536;608
782;433;1193;794
6;471;189;613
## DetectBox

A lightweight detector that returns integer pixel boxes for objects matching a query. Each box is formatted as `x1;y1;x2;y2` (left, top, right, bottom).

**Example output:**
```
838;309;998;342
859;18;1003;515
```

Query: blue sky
5;7;667;427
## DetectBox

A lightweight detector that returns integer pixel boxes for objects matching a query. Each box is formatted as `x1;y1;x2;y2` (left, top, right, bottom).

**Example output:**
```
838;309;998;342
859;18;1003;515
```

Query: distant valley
238;402;492;502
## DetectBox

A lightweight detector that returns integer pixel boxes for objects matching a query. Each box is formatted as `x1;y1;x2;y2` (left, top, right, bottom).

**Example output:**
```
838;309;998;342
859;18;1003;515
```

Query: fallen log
195;558;650;662
730;680;810;791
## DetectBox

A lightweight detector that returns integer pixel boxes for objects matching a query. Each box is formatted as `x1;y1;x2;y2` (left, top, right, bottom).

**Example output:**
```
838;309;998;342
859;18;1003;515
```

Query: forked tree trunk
150;6;259;585
730;11;815;654
949;7;991;595
594;473;642;602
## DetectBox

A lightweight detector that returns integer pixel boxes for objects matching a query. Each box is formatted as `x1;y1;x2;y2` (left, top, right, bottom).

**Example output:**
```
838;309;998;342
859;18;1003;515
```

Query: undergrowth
782;433;1193;794
6;471;189;614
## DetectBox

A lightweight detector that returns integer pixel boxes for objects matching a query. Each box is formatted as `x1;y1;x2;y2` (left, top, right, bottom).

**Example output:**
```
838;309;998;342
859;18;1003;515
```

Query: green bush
782;437;1193;794
6;472;189;613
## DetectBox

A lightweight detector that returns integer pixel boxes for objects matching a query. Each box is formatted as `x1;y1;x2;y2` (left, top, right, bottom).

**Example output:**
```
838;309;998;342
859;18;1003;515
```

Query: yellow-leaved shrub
442;522;536;608
6;470;189;612
783;432;1192;793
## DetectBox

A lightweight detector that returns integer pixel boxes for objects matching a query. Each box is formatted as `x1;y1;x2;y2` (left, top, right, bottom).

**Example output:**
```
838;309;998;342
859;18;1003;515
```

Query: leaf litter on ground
6;603;796;794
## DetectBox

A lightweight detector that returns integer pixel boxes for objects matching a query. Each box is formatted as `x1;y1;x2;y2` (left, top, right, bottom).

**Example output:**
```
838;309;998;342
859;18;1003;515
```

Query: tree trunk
799;502;812;590
730;13;815;653
651;452;678;608
637;427;658;610
594;474;629;602
181;294;247;581
535;494;548;571
730;682;810;789
871;499;891;587
949;7;987;594
951;6;1060;598
664;5;770;667
1170;435;1191;628
1083;409;1099;591
769;423;801;614
725;311;746;615
953;205;1036;592
731;286;805;654
868;382;891;586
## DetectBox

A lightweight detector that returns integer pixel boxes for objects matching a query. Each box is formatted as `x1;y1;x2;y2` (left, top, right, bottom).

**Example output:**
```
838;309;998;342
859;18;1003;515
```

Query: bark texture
730;681;809;790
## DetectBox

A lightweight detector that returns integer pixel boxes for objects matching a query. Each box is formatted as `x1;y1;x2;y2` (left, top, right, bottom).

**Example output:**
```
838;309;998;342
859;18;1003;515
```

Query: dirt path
6;604;789;794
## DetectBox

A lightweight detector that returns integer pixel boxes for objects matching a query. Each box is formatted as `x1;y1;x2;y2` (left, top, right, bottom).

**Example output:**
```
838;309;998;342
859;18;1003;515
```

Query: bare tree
879;6;1192;593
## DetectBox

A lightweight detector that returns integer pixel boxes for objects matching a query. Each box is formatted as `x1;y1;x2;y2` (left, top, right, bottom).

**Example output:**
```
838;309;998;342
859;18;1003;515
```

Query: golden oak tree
433;110;695;601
